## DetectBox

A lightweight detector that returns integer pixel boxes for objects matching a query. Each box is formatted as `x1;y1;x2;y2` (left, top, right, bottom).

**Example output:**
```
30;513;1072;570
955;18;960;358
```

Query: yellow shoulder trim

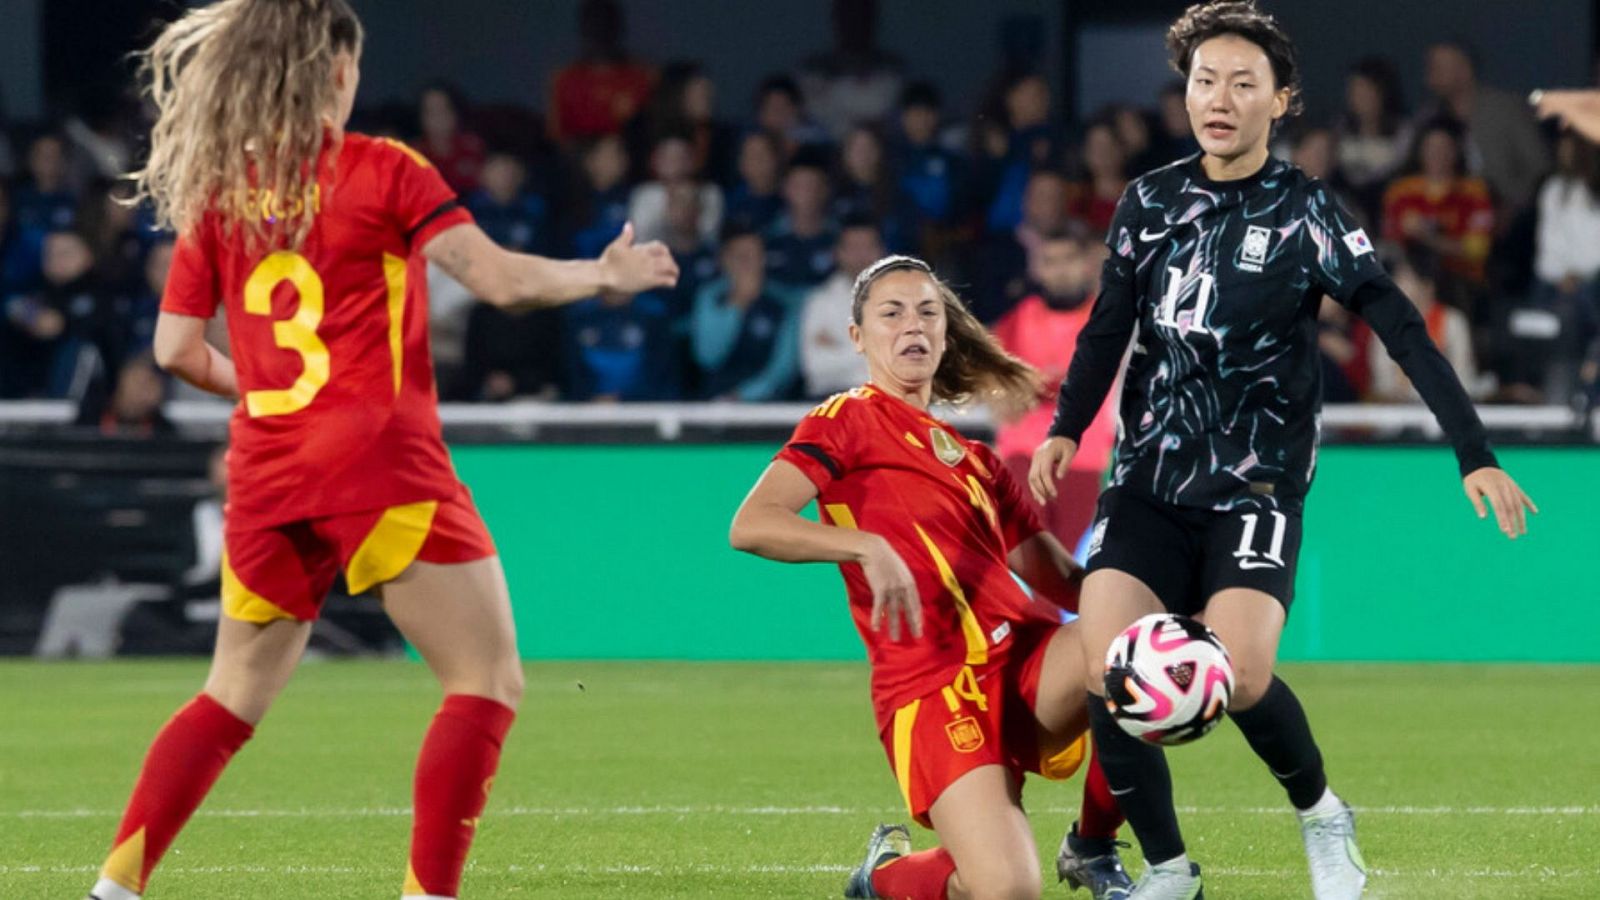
376;136;436;170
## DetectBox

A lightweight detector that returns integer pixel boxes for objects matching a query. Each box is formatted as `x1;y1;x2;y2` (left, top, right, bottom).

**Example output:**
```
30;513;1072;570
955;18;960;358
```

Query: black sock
1086;694;1185;865
1229;675;1329;810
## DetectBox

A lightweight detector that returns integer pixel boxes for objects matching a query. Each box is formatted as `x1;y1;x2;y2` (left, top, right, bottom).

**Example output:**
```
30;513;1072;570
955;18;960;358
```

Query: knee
965;871;1041;900
1227;660;1275;711
485;659;525;710
441;656;524;711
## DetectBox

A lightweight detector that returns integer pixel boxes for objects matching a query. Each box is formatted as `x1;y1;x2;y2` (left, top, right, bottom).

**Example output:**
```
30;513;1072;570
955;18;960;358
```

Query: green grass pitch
2;660;1596;898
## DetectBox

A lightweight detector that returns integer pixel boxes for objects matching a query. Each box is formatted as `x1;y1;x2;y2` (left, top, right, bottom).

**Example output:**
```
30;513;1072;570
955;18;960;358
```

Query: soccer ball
1103;613;1235;746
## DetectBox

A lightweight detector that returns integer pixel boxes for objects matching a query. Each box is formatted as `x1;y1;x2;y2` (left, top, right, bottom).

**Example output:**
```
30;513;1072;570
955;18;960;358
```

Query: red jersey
162;133;474;529
775;386;1058;729
1381;174;1494;282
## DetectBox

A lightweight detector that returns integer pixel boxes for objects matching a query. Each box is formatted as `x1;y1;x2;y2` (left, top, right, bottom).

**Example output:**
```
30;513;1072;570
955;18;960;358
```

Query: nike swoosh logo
1238;559;1284;570
1109;786;1137;796
1139;228;1170;241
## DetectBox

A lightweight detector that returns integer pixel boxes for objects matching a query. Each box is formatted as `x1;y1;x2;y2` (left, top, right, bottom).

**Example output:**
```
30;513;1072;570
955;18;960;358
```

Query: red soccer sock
1077;745;1126;840
405;694;516;898
100;693;255;893
871;847;956;900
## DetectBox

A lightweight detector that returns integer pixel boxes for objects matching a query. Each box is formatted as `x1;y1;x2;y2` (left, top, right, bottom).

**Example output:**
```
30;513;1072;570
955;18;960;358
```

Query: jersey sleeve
160;224;221;318
1302;180;1386;303
378;137;474;251
774;396;860;493
980;443;1045;550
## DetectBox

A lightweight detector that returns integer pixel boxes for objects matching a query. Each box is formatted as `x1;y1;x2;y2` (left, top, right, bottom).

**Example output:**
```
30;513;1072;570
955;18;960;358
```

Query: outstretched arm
730;460;924;640
1349;275;1538;537
424;221;678;311
1008;531;1085;614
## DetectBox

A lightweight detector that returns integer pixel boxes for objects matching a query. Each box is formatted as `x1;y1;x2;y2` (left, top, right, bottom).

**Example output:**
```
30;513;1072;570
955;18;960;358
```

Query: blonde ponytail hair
131;0;363;250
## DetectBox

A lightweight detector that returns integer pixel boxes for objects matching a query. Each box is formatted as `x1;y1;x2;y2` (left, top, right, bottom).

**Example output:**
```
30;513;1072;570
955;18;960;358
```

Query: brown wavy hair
131;0;363;250
851;256;1043;415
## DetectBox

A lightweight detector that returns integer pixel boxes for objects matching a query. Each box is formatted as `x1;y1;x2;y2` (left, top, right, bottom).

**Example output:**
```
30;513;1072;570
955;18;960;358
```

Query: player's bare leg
381;557;522;900
89;617;311;900
1032;626;1132;899
1200;590;1365;899
931;765;1043;900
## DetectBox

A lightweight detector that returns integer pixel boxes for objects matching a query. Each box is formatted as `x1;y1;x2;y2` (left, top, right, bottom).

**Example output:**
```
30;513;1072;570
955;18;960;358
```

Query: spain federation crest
945;716;985;753
929;427;966;466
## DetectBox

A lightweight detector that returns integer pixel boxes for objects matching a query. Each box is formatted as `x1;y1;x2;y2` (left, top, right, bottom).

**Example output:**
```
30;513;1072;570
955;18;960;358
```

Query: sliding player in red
86;2;676;899
731;255;1129;900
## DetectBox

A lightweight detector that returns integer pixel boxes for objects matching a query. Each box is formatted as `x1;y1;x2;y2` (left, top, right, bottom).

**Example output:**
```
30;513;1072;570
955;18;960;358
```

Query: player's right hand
1532;89;1600;144
601;221;680;293
1028;436;1079;506
860;535;923;641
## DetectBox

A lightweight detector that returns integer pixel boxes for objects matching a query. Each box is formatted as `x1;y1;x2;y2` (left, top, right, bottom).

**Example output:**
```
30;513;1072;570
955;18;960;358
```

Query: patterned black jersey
1050;153;1495;513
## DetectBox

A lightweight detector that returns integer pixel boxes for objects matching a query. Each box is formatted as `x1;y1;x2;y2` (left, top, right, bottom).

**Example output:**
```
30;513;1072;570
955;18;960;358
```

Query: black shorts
1082;487;1303;615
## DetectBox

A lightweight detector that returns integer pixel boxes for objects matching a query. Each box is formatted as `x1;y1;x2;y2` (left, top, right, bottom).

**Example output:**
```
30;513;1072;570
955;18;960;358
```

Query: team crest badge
929;428;965;467
1238;225;1271;272
946;716;985;753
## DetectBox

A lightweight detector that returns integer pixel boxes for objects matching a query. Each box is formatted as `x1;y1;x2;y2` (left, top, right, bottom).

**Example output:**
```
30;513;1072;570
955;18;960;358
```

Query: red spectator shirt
413;131;486;195
776;386;1059;730
161;133;473;529
550;60;656;139
1381;174;1494;282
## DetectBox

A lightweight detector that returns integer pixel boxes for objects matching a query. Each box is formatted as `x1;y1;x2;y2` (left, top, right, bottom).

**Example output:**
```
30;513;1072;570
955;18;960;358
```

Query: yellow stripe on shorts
892;699;921;817
345;500;439;595
220;552;295;623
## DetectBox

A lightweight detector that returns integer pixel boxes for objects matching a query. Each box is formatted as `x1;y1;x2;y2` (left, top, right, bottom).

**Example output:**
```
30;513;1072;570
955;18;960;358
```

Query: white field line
0;862;1595;879
10;803;1600;819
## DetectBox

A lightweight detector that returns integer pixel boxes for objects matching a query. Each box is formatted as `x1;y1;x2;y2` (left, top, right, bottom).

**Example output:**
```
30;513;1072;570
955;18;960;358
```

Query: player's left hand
1531;89;1600;144
601;221;680;293
1463;467;1538;539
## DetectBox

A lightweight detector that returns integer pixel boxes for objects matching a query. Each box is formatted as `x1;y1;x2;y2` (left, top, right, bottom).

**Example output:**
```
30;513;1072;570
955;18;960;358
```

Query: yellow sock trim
101;826;146;892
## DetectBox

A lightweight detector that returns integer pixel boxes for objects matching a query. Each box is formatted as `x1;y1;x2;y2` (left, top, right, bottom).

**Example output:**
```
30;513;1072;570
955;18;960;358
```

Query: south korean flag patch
1341;228;1374;258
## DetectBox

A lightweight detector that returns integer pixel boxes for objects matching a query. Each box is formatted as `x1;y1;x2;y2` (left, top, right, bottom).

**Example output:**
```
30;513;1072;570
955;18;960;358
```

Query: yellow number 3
243;251;330;417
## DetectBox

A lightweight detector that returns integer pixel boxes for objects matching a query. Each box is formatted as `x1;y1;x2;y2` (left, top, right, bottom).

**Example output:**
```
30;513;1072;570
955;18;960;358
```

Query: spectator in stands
726;130;786;233
1336;57;1413;224
13;132;78;235
65;86;137;189
414;83;486;194
765;151;838;289
75;351;175;437
467;152;550;254
795;0;904;140
550;0;656;142
1368;246;1479;402
1383;118;1495;287
628;130;724;244
1065;118;1128;235
77;179;147;293
636;61;735;187
659;182;720;396
120;237;173;360
2;230;104;398
753;74;830;161
561;286;680;401
974;168;1069;324
831;125;912;252
564;134;633;258
1153;79;1200;164
1420;40;1548;213
977;71;1058;234
1112;103;1163;176
799;215;883;398
1287;124;1363;226
892;82;960;231
992;224;1115;550
450;297;565;402
693;223;799;400
1532;131;1600;402
1317;296;1368;403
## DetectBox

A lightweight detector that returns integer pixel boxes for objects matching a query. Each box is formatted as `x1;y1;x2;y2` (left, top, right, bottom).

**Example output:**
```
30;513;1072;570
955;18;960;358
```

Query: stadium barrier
2;401;1594;662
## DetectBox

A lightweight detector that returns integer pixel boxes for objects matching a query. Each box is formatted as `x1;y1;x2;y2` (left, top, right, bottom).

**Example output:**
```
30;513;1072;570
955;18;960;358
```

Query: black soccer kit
1049;154;1497;611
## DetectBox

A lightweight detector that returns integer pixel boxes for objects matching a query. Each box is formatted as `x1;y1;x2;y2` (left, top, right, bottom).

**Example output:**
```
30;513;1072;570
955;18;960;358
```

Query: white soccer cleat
87;877;140;900
1299;800;1367;899
1128;856;1203;899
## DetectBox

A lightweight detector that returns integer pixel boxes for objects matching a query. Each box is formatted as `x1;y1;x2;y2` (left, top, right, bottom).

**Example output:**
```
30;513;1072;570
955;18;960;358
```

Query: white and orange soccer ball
1103;613;1235;746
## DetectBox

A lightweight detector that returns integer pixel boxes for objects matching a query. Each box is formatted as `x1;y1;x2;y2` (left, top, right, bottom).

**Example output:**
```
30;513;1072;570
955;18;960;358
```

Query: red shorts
220;483;496;623
878;624;1088;827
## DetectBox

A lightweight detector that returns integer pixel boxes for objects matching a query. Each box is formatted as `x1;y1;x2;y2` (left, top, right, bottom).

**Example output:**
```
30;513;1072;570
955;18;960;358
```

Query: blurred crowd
2;0;1598;432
